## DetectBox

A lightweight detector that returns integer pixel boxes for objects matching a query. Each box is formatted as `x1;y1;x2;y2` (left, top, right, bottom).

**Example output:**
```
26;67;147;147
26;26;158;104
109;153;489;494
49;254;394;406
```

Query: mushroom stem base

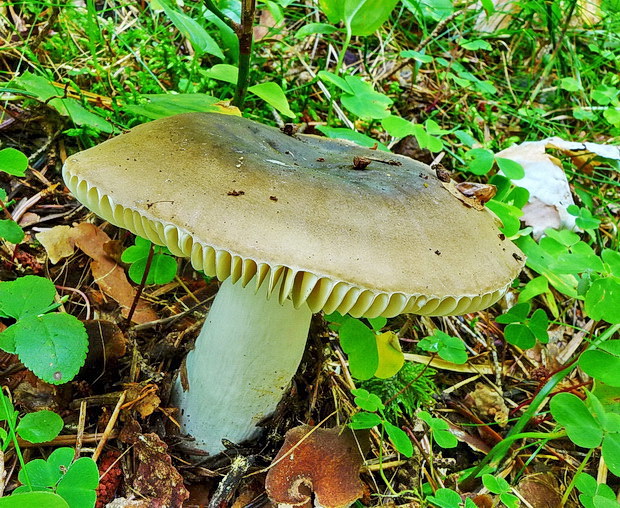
172;277;312;454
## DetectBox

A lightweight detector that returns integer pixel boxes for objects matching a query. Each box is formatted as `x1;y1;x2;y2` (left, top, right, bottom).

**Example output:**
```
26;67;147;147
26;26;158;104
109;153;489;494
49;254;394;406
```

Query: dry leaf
119;419;189;507
463;383;509;427
123;382;161;418
36;225;77;264
517;473;563;508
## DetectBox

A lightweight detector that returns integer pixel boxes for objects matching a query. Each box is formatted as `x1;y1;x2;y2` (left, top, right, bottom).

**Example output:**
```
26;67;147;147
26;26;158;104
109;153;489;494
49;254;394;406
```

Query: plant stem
232;0;255;109
125;242;155;327
203;0;237;30
0;390;31;490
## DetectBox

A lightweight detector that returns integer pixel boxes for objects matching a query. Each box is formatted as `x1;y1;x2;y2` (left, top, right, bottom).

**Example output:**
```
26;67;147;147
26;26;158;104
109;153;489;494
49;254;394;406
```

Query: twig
74;400;87;460
124;242;155;327
232;0;255;108
93;391;126;462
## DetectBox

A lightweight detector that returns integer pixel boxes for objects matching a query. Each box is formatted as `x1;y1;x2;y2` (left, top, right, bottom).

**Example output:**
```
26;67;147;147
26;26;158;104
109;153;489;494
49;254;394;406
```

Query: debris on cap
265;425;367;508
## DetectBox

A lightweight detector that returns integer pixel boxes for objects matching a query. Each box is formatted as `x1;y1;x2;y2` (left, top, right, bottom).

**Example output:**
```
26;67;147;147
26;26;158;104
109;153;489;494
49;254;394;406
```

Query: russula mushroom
265;425;367;508
62;112;524;454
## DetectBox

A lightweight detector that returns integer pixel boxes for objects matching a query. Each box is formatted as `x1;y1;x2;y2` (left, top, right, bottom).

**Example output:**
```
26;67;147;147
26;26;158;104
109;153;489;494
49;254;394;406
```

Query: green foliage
14;448;99;508
482;474;519;508
0;148;28;177
318;0;399;36
426;488;477;508
575;473;620;508
325;313;404;380
0;277;88;384
579;341;620;386
418;410;457;448
418;330;468;364
349;388;413;457
0;390;97;507
121;236;177;285
247;82;295;118
496;302;549;349
550;392;620;475
359;362;437;420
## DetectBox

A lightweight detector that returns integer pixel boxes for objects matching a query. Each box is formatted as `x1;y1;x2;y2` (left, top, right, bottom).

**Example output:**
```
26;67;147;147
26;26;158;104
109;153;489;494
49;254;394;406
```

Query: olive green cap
63;113;524;318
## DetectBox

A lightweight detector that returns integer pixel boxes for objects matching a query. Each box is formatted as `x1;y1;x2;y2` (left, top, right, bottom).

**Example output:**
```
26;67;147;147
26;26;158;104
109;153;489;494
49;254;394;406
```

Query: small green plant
0;148;28;245
0;276;88;384
0;389;98;508
359;362;437;419
349;388;413;457
121;236;178;285
481;474;519;508
325;313;404;379
418;410;457;449
426;488;477;508
418;330;468;364
496;302;549;349
549;391;620;476
575;472;620;508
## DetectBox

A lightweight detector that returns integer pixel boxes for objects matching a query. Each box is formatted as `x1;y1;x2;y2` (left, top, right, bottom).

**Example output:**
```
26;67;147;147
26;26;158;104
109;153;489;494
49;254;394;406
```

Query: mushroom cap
62;113;524;318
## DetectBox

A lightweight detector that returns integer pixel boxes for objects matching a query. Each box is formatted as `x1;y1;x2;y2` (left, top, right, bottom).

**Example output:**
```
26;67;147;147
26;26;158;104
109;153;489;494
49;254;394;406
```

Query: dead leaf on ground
122;382;161;418
495;137;620;239
119;419;189;507
517;473;563;508
253;8;283;41
463;383;509;427
37;223;157;324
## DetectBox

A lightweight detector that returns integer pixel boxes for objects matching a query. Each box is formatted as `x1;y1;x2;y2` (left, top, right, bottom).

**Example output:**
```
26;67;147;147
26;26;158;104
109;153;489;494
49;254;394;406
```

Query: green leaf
317;70;353;94
559;77;582;92
427;488;462;508
602;433;620;476
567;204;601;230
0;219;25;244
342;317;379;380
460;39;492;51
482;474;510;494
400;50;433;63
340;76;392;119
14;313;88;385
157;0;224;59
529;308;549;343
495;157;525;180
579;341;620;386
351;388;384;412
315;126;388;151
0;276;56;320
374;331;404;378
123;237;177;285
603;107;620;127
350;411;382;429
17;411;64;443
0;492;69;508
591;85;619;106
295;23;339;38
464;148;495;175
123;93;238;119
518;276;549;303
382;420;413;457
602;250;620;278
418;330;468;364
367;316;387;331
496;302;530;324
247;82;295;118
19;447;75;488
56;457;99;508
550;393;603;448
504;323;536;349
0;148;28;177
585;277;620;324
381;115;416;138
204;64;239;85
318;0;400;36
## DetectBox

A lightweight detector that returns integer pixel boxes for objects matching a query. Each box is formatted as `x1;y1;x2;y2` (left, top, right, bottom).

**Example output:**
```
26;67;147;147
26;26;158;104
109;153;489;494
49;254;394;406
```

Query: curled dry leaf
119;419;189;507
463;383;509;427
122;382;161;419
37;223;157;324
265;425;367;508
517;473;563;508
496;137;619;239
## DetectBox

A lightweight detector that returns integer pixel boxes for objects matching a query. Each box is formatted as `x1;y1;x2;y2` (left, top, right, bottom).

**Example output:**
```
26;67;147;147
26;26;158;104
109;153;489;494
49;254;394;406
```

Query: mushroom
264;425;367;508
62;112;524;454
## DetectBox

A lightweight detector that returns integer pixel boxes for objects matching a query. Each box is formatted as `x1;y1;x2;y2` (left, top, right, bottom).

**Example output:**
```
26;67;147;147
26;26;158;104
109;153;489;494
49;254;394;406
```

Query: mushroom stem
173;277;312;454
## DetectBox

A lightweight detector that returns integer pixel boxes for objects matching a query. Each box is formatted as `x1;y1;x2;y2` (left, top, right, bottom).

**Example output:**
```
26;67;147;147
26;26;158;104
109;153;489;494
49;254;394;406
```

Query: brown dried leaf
517;473;563;508
36;225;77;264
72;223;157;324
123;383;161;418
119;420;189;507
463;383;509;427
